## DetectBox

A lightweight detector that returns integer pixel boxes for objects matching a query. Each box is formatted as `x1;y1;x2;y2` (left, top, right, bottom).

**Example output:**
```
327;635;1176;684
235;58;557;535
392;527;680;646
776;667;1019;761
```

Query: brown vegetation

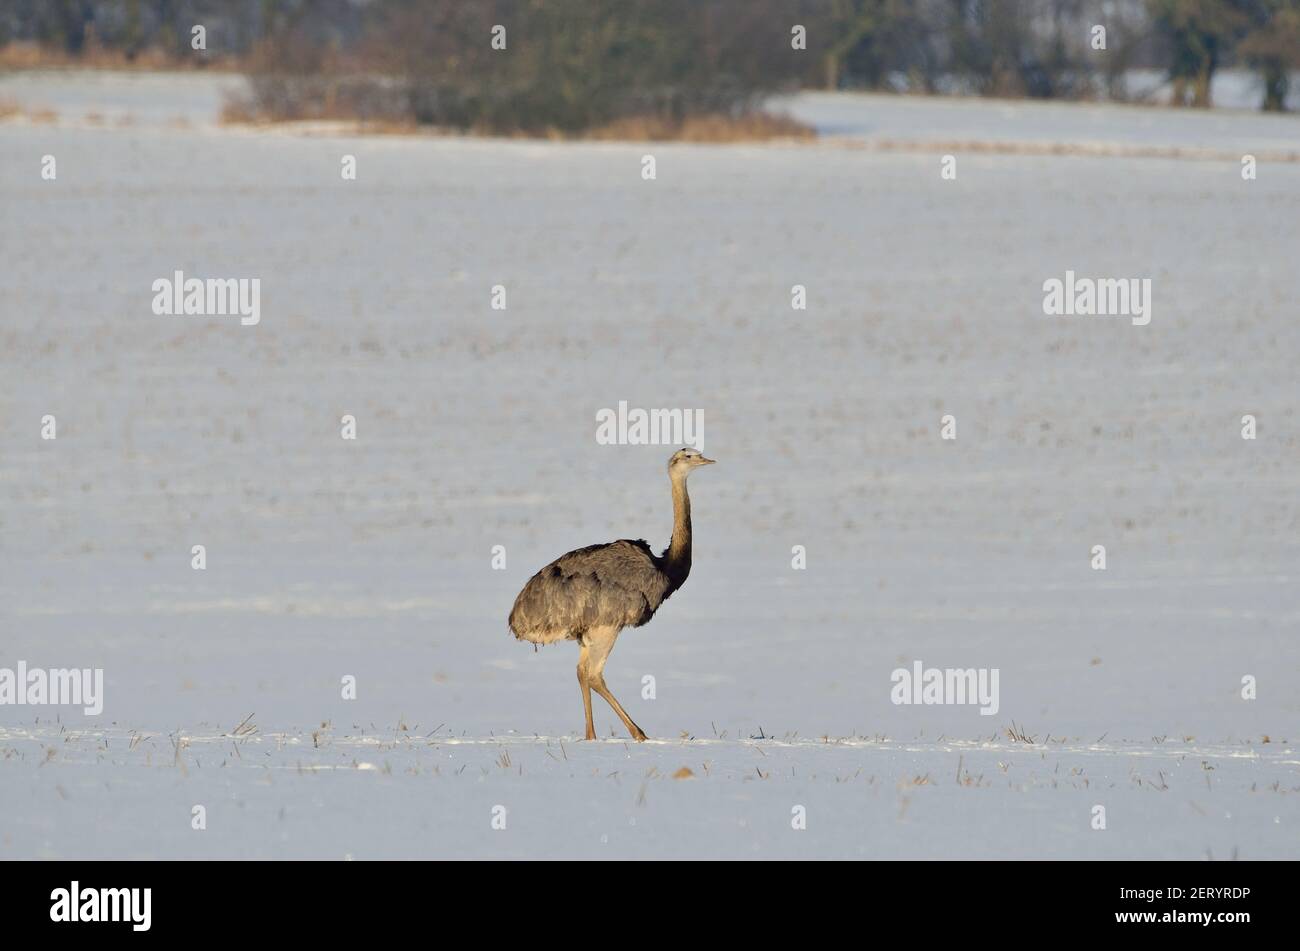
0;40;241;72
586;112;815;143
220;94;815;143
0;97;58;123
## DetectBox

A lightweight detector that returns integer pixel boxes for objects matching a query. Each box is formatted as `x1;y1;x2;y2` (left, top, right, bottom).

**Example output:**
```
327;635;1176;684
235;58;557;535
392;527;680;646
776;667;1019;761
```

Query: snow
1;73;1298;859
2;726;1292;859
778;85;1300;156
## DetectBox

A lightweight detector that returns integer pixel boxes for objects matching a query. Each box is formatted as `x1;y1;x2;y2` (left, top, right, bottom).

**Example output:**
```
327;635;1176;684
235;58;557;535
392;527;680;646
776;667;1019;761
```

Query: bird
508;447;715;741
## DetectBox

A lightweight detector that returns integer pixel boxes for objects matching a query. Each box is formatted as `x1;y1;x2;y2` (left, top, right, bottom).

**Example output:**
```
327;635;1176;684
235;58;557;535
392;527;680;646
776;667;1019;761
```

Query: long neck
664;472;692;581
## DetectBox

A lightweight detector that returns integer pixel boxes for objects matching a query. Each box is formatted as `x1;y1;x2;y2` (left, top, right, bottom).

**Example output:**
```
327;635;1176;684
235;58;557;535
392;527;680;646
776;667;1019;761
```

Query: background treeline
2;0;1299;129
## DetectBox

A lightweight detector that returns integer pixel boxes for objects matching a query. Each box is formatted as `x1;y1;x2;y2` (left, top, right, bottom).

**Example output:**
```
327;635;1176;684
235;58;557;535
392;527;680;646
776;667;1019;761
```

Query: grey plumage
508;539;680;645
506;447;715;741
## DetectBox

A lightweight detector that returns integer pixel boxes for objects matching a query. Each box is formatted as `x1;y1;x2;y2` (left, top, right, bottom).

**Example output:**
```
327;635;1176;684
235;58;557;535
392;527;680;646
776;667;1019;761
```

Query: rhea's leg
583;625;647;742
591;677;647;742
577;641;595;740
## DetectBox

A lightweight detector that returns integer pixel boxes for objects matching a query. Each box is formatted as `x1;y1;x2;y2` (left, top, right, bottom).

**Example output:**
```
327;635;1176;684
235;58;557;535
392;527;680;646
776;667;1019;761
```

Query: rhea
508;448;715;741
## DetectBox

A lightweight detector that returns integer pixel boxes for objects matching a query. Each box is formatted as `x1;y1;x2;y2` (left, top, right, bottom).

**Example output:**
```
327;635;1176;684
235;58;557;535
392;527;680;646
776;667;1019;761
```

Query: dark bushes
233;0;808;134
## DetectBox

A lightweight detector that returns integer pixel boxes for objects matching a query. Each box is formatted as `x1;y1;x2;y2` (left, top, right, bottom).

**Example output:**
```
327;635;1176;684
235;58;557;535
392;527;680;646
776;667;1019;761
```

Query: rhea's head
669;447;715;478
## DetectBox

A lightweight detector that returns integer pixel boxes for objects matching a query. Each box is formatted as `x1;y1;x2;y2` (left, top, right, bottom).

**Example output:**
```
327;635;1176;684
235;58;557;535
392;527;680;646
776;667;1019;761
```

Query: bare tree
1151;0;1252;106
1238;0;1300;109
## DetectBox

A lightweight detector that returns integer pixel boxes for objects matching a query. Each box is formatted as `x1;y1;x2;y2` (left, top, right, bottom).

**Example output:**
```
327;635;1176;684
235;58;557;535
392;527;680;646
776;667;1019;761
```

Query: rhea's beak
697;455;716;466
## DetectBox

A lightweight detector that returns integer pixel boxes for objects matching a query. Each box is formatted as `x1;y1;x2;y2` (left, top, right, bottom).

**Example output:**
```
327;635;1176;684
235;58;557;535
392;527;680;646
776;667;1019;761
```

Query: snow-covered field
1;73;1298;859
